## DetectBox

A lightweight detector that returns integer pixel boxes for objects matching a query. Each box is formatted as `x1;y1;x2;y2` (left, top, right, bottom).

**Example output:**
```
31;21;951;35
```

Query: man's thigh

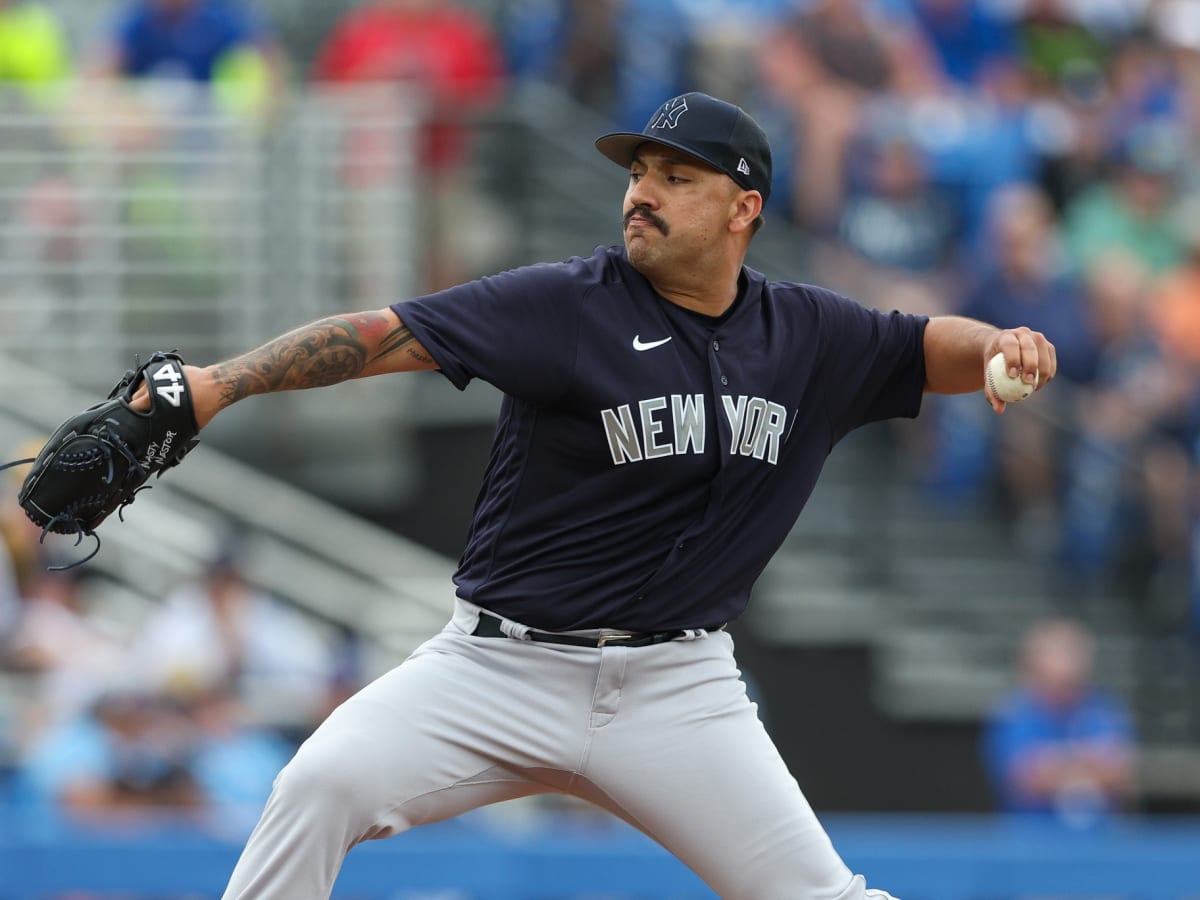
284;626;595;831
581;633;859;900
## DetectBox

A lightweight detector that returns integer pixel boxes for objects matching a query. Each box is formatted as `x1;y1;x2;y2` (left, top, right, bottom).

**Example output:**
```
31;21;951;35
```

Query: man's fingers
1002;327;1038;384
993;326;1053;387
1037;339;1057;391
131;384;151;412
991;330;1023;380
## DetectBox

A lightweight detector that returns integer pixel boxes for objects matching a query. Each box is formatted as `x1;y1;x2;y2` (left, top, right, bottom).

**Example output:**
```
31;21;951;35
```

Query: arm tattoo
210;312;422;410
373;322;434;365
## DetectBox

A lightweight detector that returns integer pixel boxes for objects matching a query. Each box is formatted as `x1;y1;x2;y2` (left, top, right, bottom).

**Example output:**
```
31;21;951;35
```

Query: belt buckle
597;633;634;647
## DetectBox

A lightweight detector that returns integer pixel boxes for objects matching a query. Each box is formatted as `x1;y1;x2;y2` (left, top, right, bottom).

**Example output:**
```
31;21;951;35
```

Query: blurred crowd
0;461;361;834
0;0;1197;833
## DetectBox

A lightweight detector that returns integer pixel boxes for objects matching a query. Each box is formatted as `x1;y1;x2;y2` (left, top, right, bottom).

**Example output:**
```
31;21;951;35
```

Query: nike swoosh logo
632;335;672;351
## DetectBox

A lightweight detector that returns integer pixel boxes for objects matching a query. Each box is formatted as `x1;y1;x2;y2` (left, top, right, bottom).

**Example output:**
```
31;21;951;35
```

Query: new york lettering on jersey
600;393;788;466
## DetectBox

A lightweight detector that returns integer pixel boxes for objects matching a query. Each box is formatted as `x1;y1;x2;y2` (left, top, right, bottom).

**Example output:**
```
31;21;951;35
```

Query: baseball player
146;93;1056;899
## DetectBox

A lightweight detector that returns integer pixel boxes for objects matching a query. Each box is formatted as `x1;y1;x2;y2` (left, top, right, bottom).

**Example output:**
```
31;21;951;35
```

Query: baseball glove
1;351;200;568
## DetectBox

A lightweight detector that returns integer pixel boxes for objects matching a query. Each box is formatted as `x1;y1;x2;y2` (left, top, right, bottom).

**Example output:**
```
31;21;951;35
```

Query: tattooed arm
136;309;436;428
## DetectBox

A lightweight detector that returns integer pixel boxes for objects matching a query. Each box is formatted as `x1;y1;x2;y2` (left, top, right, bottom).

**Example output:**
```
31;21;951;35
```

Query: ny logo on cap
651;96;689;130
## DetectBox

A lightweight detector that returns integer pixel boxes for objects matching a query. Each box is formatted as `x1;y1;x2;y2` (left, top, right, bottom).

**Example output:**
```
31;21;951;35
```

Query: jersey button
720;375;728;386
712;340;719;351
677;542;685;550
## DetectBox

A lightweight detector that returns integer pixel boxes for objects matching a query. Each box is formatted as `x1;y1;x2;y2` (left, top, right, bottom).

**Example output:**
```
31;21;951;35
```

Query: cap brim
594;132;728;178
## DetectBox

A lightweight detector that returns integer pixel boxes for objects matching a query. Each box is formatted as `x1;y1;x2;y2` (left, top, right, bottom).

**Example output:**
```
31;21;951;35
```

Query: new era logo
737;158;750;176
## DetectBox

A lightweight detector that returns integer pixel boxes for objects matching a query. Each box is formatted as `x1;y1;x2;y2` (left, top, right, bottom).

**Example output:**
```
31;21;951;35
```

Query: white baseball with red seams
986;352;1037;403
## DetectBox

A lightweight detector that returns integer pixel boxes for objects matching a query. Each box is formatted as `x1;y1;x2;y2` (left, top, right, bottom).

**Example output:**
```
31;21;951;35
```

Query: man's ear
730;190;764;234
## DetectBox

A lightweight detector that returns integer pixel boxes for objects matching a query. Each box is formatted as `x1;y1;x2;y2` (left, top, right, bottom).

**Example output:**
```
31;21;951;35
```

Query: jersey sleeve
809;287;928;439
391;261;584;403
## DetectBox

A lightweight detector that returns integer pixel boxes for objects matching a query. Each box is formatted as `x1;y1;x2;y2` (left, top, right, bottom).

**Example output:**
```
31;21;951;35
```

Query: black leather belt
471;612;692;648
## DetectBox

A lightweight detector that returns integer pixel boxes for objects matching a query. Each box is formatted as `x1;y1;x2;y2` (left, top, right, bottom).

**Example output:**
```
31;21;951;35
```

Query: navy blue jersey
393;246;927;631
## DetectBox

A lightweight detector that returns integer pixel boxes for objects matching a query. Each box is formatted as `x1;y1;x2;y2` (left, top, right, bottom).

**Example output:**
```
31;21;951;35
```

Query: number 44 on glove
1;351;200;568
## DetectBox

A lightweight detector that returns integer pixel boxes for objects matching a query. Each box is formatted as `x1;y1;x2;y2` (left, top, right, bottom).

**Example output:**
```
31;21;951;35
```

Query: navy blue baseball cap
595;93;772;202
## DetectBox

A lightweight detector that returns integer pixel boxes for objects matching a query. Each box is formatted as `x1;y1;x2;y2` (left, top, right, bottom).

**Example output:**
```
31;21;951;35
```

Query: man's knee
271;738;383;823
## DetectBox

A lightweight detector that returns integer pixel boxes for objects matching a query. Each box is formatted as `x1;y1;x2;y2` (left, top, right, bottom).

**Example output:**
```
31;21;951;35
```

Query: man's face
622;143;739;278
1024;623;1092;708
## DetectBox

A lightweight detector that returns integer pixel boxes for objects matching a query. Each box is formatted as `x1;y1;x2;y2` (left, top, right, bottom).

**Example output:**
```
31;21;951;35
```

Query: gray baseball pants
222;599;898;900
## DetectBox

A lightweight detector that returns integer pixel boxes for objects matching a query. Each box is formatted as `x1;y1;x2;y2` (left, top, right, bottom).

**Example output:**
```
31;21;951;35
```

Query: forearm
1078;746;1136;794
922;315;999;395
193;308;435;427
1015;746;1135;801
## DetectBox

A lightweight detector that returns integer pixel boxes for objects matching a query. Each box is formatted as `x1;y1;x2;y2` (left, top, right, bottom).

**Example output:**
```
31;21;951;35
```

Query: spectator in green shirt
0;0;70;104
1063;121;1187;277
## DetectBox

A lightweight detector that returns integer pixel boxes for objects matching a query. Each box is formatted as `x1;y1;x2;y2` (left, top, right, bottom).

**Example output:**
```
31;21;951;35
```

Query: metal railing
0;81;420;387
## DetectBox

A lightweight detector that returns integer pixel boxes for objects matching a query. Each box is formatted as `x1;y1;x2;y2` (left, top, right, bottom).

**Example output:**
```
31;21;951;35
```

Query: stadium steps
755;423;1127;702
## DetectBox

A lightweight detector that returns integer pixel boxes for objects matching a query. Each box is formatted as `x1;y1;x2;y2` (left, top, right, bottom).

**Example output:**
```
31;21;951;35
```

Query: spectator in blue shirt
102;0;270;80
90;0;286;117
923;184;1094;543
905;0;1021;89
960;184;1097;384
533;0;794;129
14;685;201;826
984;619;1136;826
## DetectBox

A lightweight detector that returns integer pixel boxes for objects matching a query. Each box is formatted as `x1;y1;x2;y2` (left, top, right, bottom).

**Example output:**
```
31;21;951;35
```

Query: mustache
623;206;669;235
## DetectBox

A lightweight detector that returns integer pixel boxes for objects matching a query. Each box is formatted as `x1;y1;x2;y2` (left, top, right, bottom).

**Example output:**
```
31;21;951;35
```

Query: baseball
986;352;1036;403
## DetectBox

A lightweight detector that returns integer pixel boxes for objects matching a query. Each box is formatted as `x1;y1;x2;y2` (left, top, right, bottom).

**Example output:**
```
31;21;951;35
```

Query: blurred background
0;0;1197;897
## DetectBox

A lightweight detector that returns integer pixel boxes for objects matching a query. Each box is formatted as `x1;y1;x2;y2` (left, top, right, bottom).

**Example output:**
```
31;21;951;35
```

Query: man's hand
923;318;1058;409
132;364;220;428
3;351;201;567
984;326;1057;414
